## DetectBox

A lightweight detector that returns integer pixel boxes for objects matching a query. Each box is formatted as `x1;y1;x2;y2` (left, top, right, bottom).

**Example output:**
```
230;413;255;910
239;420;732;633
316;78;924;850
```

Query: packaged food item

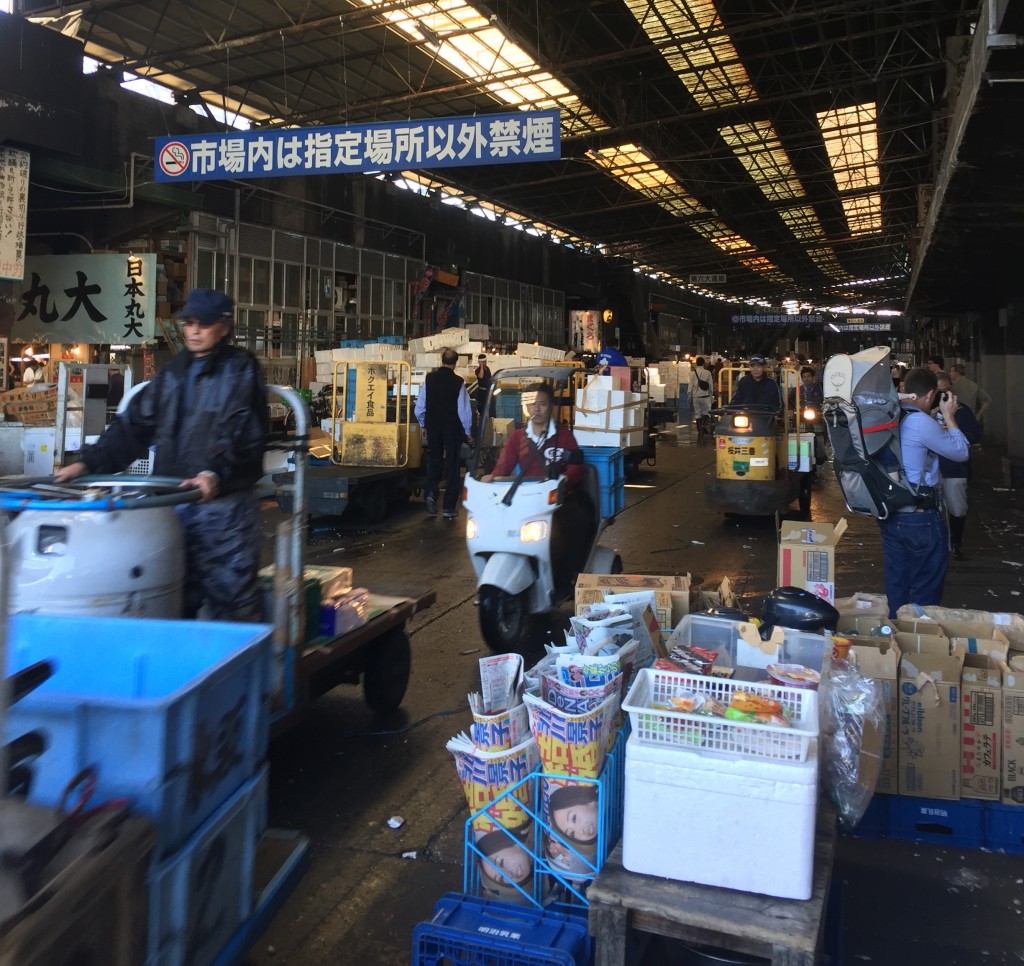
724;707;790;727
831;635;852;661
729;690;783;715
668;692;701;712
766;663;820;690
667;643;718;674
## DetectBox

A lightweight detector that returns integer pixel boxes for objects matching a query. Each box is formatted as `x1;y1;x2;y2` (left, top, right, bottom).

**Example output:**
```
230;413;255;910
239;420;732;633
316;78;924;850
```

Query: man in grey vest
414;347;473;519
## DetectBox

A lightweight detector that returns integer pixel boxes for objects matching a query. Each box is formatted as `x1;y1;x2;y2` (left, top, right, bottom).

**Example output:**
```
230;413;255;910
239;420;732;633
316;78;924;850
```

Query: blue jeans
878;509;948;618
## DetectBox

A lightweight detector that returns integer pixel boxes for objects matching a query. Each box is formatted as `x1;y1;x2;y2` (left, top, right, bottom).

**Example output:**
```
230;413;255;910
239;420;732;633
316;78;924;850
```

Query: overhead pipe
32;151;148;213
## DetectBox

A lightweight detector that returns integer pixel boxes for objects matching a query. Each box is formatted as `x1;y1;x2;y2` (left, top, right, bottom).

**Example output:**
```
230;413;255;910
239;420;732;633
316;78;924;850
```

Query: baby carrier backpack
822;347;929;519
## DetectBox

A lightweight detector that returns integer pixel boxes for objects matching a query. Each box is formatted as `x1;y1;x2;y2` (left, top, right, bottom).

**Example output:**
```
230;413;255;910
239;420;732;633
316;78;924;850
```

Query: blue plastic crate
581;447;624;519
4;613;271;857
843;793;891;838
984;802;1024;854
495;391;523;419
148;766;267;966
888;795;985;848
413;892;590;966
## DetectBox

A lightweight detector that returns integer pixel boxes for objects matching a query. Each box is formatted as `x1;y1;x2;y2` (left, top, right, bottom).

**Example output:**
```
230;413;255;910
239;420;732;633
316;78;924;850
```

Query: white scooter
463;451;620;652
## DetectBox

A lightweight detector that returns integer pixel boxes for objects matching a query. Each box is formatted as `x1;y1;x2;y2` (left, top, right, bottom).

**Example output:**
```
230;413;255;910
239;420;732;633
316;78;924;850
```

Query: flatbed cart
0;385;435;966
273;360;425;523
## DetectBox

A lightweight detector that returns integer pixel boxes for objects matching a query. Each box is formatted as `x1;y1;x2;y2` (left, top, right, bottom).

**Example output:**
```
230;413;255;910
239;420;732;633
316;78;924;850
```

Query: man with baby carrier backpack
823;349;970;619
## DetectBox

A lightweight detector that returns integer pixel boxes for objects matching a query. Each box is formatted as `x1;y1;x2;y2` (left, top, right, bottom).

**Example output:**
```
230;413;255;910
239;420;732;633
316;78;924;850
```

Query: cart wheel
798;471;813;515
363;628;411;713
359;484;389;524
479;585;527;653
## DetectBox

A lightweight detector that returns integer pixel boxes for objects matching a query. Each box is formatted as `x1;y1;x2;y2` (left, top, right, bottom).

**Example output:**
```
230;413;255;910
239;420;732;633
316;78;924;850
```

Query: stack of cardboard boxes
0;386;57;425
836;612;1018;807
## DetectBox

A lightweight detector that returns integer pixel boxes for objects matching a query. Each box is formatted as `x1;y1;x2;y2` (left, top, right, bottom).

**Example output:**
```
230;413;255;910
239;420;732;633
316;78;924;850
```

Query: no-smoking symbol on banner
159;142;190;177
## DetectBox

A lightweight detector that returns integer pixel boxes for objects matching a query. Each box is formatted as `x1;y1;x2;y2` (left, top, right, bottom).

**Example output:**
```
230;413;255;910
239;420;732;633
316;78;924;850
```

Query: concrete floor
246;425;1024;965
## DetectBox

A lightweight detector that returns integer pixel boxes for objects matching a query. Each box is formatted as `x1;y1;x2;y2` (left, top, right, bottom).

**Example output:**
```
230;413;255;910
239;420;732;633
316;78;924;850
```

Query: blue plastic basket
4;614;272;857
412;892;590;966
887;795;985;848
580;447;624;519
463;726;627;909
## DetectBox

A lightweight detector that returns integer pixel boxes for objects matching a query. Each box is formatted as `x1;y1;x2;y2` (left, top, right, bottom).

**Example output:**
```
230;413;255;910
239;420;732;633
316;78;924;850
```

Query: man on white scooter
482;383;594;590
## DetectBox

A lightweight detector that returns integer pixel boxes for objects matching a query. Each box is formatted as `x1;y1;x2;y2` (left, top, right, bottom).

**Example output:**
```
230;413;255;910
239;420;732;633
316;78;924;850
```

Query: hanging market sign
731;314;827;326
154;109;561;184
835;322;891;332
11;253;157;344
0;146;30;282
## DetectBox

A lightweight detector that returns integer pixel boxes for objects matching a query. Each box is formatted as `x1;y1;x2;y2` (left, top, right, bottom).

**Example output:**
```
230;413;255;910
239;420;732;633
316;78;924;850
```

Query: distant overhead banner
154;109;561;183
836;321;891;332
731;314;826;326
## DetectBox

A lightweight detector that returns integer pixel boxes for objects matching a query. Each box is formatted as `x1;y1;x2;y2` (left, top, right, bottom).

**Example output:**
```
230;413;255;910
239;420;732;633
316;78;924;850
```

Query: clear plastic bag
821;658;886;829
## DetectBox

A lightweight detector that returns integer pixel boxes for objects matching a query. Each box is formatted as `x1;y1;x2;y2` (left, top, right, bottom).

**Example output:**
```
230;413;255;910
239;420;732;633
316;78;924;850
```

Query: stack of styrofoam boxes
466;323;490;340
573;375;645;450
656;362;681;404
646;367;667;405
4;613;274;966
621;615;829;900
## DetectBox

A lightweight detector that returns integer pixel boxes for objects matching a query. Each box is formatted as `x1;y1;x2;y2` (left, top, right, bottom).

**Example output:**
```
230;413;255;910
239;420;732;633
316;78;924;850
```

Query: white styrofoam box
414;353;442;369
457;341;484;356
314;349;334;364
573;427;630;448
22;427;56;474
650;385;667;403
622;735;818;899
466;323;490;339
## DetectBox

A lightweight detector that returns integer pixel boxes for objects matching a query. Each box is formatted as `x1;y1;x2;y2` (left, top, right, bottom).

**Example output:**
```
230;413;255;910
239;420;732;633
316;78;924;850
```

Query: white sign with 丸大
11;253;158;344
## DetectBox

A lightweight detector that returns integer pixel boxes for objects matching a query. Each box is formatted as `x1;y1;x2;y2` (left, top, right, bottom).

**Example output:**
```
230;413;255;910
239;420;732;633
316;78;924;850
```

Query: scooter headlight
802;408;816;422
466;517;478;539
519;520;548;543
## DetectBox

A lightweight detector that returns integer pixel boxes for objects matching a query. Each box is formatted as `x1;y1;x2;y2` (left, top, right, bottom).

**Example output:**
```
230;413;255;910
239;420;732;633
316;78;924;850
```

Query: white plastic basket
622;668;819;762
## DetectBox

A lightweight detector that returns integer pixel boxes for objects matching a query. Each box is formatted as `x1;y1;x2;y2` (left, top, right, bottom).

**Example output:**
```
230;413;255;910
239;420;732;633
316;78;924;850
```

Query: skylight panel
358;0;609;133
817;102;882;235
718;121;803;202
624;0;756;109
586;144;707;218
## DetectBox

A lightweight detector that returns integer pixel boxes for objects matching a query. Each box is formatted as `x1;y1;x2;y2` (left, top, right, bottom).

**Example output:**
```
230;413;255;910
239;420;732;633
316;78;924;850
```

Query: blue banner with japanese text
154;109;561;183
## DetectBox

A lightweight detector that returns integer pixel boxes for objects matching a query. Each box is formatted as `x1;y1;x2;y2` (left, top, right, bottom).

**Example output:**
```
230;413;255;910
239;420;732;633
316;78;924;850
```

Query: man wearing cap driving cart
730;354;782;410
53;288;268;622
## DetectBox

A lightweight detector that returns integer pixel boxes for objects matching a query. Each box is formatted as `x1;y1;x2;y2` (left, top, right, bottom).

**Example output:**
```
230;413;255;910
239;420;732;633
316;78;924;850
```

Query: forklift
704;362;817;515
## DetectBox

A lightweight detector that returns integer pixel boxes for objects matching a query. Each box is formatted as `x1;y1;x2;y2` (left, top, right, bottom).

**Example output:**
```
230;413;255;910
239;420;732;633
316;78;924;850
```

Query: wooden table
587;804;837;966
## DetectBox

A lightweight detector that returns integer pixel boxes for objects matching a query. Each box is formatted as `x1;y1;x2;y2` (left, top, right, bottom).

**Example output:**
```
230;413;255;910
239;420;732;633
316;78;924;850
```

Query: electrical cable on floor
348;703;468;737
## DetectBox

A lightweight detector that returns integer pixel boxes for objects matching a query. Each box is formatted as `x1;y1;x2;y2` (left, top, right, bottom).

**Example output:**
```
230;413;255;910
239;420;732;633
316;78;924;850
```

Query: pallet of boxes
834;597;1024;852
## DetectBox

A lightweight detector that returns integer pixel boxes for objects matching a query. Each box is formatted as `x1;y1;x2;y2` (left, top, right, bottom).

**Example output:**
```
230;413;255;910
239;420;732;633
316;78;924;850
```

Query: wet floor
248;423;1024;965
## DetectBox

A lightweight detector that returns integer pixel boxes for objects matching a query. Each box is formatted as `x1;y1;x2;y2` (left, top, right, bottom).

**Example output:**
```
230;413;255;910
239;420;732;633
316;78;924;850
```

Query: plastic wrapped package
821;659;885;828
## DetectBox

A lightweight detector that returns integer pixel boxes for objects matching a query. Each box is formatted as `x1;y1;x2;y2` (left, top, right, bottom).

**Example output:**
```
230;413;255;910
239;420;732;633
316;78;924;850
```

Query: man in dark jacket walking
54;289;268;621
414;347;473;519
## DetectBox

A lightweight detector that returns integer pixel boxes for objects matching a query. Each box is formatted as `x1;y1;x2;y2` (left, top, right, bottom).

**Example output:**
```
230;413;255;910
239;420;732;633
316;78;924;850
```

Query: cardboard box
961;654;1003;801
777;519;848;604
852;640;901;794
1001;666;1024;805
575;573;690;632
897;634;965;800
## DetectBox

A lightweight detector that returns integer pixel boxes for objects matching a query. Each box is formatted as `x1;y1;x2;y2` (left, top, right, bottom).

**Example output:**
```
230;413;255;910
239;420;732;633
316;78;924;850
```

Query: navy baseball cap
749;354;766;364
176;289;234;326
